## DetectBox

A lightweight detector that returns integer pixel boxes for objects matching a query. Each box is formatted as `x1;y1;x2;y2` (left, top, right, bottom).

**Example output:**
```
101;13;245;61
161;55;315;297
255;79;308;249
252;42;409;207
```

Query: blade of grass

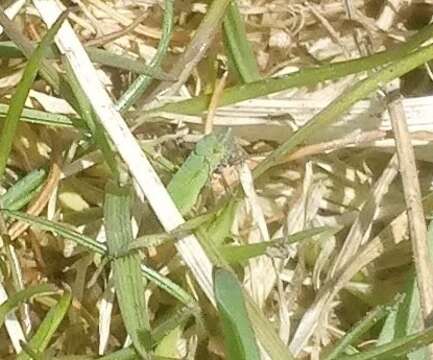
204;198;238;247
0;9;63;96
19;343;44;359
98;306;196;360
17;290;72;360
116;0;174;112
0;284;57;328
0;41;174;81
128;211;217;251
1;209;107;254
220;226;340;264
252;41;433;178
337;326;433;360
222;0;260;83
0;10;68;178
145;22;433;116
323;298;401;360
214;267;261;360
63;58;120;179
104;181;152;359
376;219;433;358
0;103;79;128
1;169;46;210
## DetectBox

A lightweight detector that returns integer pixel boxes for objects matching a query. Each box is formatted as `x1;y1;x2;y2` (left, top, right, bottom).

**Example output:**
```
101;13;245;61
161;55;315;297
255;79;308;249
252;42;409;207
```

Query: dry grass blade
329;154;399;277
386;84;433;336
290;155;399;355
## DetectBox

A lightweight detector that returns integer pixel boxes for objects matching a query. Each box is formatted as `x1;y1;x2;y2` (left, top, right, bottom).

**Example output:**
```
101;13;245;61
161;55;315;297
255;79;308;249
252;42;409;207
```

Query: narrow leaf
17;290;72;360
220;227;339;263
1;169;46;210
337;326;433;360
0;10;68;177
223;0;260;83
0;284;57;328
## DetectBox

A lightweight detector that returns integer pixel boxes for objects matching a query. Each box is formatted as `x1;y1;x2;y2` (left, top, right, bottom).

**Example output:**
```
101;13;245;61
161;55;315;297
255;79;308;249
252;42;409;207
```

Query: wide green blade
214;267;260;360
104;181;152;358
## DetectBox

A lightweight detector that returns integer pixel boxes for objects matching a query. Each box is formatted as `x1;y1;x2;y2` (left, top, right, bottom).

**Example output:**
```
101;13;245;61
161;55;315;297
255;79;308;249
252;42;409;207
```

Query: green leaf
214;267;261;360
116;0;174;112
17;290;72;360
0;284;57;329
324;298;400;360
1;169;46;210
337;326;433;360
104;181;152;359
252;40;433;177
0;10;69;178
375;218;433;360
220;226;339;264
0;103;79;127
63;59;119;179
204;199;239;247
223;1;261;83
147;22;433;117
1;209;106;255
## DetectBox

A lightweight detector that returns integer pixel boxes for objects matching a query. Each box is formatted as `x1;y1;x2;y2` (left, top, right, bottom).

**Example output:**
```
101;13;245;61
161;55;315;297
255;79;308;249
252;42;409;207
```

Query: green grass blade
104;181;152;358
324;299;400;360
203;199;238;246
337;326;433;360
253;41;433;177
0;41;173;81
0;10;66;100
0;11;68;178
17;290;72;360
128;211;216;250
19;342;45;360
147;22;433;117
116;0;174;112
375;220;433;359
0;103;78;127
214;267;261;360
0;284;57;328
220;226;339;263
223;0;260;83
86;47;174;80
98;306;195;360
1;169;46;210
1;209;107;254
63;58;119;179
